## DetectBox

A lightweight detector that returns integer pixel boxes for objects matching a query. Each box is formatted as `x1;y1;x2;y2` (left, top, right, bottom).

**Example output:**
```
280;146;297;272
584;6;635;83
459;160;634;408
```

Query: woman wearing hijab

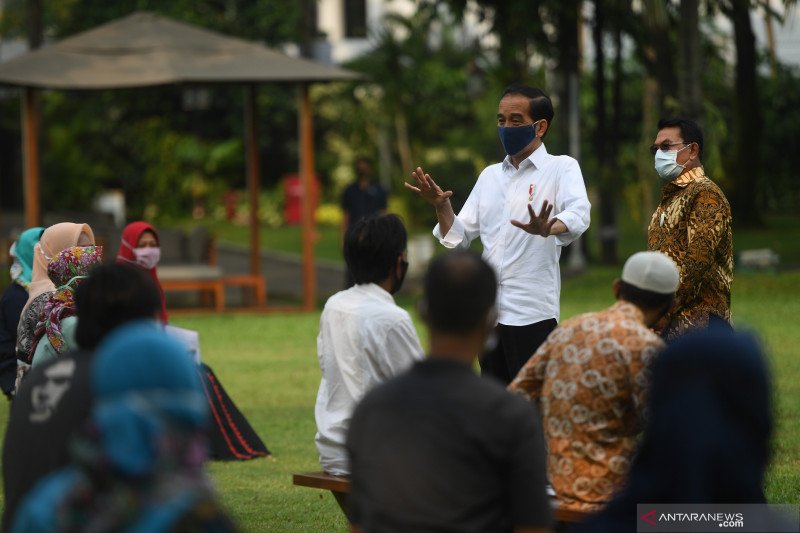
579;327;778;532
0;228;45;397
115;221;168;323
29;246;103;367
115;220;268;461
16;223;95;366
10;322;236;533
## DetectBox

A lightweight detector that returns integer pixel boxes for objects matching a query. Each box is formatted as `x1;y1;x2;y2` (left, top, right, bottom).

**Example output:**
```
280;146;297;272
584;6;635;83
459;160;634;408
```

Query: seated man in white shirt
406;84;591;385
314;214;424;478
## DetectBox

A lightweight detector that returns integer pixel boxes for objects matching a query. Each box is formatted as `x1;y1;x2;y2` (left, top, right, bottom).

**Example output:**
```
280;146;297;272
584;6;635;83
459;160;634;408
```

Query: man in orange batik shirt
509;251;679;512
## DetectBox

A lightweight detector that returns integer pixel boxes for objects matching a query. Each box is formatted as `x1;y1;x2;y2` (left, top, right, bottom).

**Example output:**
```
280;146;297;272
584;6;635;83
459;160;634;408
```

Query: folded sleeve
553;158;591;247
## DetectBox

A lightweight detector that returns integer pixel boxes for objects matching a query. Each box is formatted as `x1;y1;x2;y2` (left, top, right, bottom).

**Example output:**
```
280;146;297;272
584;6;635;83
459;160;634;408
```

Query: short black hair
344;214;407;285
75;264;162;350
657;117;704;162
501;84;555;137
618;280;675;312
422;250;497;334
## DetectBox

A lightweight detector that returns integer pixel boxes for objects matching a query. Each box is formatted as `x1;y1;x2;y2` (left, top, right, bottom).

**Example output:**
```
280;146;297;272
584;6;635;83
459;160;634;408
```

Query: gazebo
0;11;360;310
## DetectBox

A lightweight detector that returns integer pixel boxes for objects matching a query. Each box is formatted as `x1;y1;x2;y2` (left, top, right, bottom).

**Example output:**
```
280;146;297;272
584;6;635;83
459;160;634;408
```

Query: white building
312;0;492;65
312;0;800;70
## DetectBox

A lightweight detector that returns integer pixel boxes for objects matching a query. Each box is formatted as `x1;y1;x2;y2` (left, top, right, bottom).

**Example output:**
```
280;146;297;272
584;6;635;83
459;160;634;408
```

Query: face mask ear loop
60;275;88;291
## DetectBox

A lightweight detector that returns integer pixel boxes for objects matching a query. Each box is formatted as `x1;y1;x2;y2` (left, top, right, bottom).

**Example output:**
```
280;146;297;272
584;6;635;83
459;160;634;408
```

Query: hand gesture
404;167;453;207
511;199;558;237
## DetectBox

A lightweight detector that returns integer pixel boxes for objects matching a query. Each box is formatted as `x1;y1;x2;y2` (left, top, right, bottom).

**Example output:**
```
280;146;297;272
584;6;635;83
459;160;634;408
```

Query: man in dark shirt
1;264;161;532
341;157;388;288
347;250;552;533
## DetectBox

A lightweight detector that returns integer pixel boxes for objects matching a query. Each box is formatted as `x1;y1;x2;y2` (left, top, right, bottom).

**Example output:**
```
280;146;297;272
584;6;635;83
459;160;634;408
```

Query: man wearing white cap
508;251;679;513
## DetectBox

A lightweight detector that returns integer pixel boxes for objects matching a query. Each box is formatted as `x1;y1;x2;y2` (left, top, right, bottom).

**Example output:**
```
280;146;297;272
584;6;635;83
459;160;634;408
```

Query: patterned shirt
508;301;664;512
648;167;733;338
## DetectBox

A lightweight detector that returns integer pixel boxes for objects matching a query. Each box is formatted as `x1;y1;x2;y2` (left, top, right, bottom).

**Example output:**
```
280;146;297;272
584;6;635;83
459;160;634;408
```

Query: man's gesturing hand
404;167;453;207
511;199;558;237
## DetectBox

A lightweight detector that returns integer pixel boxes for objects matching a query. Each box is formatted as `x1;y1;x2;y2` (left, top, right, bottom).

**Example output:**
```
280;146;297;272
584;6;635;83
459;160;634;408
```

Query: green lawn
5;268;794;532
195;270;798;531
1;221;798;531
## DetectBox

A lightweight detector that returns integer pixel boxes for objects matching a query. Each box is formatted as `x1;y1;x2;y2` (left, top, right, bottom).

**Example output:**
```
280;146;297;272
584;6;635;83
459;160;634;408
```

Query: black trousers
479;319;557;385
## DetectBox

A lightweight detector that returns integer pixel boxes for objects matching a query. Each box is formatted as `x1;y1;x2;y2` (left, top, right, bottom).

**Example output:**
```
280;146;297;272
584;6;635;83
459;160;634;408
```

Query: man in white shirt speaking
405;84;591;385
314;214;424;478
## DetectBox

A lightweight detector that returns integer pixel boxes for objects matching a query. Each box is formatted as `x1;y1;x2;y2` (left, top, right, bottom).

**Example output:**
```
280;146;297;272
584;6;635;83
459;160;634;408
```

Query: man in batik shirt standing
648;118;733;338
509;251;679;512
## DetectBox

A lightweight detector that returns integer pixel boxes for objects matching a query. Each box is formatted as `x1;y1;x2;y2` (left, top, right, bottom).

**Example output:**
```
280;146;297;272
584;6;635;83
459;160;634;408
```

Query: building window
344;0;367;38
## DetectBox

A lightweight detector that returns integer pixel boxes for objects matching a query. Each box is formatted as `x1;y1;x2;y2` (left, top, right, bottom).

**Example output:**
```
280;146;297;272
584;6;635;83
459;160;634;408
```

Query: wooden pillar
299;84;316;311
22;87;41;228
244;85;261;278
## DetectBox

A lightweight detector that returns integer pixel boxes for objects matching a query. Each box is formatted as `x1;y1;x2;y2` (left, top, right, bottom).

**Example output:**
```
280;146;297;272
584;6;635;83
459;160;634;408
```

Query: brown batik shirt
508;301;664;512
648;167;733;338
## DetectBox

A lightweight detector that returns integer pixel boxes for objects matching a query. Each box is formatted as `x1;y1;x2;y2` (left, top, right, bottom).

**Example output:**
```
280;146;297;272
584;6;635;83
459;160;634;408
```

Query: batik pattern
509;301;664;512
648;168;733;338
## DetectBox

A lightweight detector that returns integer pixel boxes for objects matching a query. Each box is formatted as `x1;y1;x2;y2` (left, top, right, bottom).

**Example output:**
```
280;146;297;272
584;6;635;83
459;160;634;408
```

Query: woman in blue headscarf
579;327;776;532
11;322;236;532
0;227;44;398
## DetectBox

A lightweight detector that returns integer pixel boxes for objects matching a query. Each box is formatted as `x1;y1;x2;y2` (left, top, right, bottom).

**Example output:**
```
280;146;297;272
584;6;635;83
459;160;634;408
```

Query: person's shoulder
459;369;537;415
341;182;359;202
694;175;730;199
17;351;91;394
478;161;504;178
549;153;582;171
352;369;410;412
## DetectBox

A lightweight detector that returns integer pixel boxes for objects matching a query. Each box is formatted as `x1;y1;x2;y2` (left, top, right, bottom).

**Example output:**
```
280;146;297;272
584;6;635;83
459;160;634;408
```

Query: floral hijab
24;223;95;315
31;246;103;356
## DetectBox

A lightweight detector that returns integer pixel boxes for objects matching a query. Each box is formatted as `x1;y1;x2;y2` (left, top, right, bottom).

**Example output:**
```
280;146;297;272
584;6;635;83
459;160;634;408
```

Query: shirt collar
502;142;549;172
672;166;706;188
353;282;395;303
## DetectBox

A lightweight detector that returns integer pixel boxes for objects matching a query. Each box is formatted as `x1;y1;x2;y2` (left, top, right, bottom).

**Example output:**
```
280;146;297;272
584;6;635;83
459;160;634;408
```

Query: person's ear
612;279;621;299
689;142;699;161
536;119;548;138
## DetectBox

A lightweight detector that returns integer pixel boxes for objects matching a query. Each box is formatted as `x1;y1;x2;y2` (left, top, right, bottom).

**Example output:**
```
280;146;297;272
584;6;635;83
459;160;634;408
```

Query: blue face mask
498;120;539;156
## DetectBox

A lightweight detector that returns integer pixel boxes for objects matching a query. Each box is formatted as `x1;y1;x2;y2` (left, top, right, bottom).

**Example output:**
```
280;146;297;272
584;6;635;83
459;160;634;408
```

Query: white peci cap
621;251;680;294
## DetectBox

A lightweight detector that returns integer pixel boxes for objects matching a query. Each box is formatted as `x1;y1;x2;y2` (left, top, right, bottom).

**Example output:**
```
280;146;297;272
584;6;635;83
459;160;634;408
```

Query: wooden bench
293;471;592;524
157;228;266;311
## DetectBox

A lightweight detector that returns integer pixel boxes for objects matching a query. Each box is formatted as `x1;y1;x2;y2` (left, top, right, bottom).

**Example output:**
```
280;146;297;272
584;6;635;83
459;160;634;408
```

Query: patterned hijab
9;227;45;289
24;223;95;315
31;246;103;357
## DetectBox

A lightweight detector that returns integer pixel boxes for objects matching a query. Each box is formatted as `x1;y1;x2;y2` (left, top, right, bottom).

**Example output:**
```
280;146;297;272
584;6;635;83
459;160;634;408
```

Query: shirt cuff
553;211;586;247
433;218;468;249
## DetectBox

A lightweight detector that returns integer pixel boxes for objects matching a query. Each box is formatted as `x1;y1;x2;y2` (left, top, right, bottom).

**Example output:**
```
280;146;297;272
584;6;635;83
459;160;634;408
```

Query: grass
1;215;797;530
3;269;795;532
193;270;798;530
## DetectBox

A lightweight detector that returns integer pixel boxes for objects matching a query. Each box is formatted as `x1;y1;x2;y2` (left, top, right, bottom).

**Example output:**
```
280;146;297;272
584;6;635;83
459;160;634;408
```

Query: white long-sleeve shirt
314;283;424;475
434;143;591;326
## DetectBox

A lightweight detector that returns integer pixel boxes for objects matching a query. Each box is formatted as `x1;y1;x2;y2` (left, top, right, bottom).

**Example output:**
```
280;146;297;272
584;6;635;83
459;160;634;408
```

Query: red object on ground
283;174;320;225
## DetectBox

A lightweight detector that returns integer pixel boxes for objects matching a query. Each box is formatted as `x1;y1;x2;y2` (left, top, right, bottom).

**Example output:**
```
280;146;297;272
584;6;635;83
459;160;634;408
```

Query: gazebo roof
0;11;360;89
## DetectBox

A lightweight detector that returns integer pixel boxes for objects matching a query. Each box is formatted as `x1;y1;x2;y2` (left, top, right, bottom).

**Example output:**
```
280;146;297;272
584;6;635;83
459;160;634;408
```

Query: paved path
216;243;346;306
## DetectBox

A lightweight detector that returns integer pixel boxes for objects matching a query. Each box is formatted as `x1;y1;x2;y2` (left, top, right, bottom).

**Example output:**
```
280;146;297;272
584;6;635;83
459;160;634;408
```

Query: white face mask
654;144;690;181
